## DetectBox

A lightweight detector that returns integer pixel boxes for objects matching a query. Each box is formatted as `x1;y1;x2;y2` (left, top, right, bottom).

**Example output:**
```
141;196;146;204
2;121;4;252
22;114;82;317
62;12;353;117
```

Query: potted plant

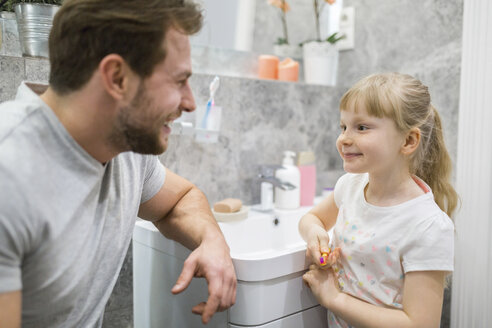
1;0;13;11
267;0;301;58
301;0;345;86
1;0;62;58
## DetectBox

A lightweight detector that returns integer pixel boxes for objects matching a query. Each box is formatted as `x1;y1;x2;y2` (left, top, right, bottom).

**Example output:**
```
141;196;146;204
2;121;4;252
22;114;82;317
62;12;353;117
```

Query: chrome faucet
259;174;296;190
256;165;296;212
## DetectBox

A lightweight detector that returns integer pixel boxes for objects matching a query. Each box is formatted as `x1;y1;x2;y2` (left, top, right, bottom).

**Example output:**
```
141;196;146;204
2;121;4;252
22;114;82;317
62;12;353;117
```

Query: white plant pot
273;44;301;59
302;41;339;86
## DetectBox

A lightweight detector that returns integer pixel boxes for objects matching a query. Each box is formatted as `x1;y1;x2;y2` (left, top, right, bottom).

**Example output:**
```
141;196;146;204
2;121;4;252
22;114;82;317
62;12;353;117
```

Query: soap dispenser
275;151;301;209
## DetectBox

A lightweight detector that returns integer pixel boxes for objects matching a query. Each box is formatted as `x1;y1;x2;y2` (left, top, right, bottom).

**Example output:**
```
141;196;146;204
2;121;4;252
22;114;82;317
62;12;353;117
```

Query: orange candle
258;55;279;80
278;57;299;82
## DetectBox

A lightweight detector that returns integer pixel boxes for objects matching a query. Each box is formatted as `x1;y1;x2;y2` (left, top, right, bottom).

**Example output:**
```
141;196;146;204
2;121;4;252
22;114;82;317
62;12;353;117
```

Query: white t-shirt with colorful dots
327;173;454;328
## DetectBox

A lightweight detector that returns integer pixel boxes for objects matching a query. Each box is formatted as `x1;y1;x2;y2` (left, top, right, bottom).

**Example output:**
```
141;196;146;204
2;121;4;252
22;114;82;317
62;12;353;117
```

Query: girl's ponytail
414;105;458;217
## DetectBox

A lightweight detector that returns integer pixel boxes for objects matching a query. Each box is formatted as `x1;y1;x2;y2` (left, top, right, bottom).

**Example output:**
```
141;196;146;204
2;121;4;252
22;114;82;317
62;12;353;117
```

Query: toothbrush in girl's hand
320;246;340;267
320;247;331;266
201;76;220;129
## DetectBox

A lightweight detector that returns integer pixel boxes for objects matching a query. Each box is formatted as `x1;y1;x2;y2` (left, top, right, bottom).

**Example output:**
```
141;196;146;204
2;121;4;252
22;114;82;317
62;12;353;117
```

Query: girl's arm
305;268;446;328
298;192;339;264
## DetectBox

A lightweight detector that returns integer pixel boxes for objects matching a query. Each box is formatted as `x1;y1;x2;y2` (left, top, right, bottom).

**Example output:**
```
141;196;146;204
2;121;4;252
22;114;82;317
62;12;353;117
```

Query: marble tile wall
0;12;21;57
0;0;461;326
161;74;345;206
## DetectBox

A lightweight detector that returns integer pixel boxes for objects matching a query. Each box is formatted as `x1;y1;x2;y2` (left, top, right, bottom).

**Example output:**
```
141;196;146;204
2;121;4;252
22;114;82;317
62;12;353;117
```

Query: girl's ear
401;127;421;155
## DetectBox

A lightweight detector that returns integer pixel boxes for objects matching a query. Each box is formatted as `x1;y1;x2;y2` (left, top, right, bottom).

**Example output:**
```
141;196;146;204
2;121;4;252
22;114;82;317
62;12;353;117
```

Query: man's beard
109;83;167;155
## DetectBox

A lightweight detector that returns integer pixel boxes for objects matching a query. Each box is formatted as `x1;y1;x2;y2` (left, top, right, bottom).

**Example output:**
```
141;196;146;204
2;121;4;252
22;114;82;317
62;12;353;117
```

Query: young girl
299;73;458;328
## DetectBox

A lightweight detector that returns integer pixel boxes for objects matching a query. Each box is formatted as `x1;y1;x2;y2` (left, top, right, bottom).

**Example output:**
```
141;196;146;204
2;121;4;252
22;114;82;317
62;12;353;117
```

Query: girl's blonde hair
340;73;458;217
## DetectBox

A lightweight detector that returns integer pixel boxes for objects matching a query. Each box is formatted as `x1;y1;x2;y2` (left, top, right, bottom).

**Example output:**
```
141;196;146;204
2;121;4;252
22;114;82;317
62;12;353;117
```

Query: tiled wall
0;12;21;57
0;0;461;326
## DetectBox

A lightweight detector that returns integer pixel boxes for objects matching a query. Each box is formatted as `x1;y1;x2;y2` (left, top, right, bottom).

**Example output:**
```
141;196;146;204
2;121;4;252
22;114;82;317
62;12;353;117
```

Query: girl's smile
340;151;363;160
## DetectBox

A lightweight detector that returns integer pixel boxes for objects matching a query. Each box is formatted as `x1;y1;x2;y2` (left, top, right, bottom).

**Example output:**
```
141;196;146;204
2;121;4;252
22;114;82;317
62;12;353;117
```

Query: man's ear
98;54;137;101
401;127;421;155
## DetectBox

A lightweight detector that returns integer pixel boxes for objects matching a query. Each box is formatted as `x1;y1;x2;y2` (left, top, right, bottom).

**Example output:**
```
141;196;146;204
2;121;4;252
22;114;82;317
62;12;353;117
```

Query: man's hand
171;235;236;324
139;168;237;323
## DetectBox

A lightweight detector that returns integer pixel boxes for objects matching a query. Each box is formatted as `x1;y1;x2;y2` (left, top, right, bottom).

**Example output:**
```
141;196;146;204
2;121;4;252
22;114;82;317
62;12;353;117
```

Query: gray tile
0;55;24;102
441;281;452;328
0;13;22;57
161;74;345;206
105;245;133;313
102;307;133;328
25;57;50;83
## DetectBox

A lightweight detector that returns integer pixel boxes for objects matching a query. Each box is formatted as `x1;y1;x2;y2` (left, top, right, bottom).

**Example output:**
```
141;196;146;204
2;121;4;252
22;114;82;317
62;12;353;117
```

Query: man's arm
0;290;21;328
138;168;219;249
138;168;236;324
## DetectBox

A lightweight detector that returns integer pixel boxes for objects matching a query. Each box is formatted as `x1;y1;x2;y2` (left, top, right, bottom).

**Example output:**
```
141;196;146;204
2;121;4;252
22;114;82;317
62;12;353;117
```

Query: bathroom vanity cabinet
133;208;328;328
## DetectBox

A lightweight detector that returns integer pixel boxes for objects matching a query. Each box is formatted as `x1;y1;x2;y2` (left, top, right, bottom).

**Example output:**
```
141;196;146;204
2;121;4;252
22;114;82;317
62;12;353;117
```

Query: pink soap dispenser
297;151;316;206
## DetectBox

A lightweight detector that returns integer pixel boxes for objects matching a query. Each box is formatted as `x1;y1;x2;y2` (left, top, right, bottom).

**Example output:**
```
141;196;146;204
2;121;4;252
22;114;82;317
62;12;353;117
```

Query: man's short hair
48;0;203;95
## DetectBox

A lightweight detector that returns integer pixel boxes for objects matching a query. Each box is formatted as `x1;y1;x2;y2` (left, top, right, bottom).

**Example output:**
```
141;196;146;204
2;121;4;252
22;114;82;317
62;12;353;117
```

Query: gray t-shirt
0;83;166;327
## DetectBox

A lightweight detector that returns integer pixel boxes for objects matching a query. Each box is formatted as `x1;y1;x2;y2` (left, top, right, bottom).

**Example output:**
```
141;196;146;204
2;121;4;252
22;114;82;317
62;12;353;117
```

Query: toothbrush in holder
201;76;220;129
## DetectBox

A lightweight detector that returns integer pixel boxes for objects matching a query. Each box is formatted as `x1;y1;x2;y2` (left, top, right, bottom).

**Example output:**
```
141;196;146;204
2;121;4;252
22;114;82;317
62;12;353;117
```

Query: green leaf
0;0;14;11
298;39;318;47
275;37;289;45
325;32;346;44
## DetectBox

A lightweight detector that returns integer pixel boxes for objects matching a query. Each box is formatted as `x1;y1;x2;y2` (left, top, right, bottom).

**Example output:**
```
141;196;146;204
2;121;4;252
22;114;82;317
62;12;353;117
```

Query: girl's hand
303;265;341;308
305;225;340;267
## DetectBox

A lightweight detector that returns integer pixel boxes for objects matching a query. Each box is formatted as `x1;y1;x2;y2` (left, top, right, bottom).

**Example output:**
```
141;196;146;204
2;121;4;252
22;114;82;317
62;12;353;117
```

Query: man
0;0;236;327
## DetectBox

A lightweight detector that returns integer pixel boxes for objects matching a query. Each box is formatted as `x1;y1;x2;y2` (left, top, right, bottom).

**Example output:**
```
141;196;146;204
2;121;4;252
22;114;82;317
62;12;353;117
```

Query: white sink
218;207;312;281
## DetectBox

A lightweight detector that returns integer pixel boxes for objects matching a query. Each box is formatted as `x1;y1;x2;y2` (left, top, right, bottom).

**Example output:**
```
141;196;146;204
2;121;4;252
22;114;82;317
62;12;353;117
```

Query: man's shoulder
0;99;47;175
115;151;158;169
112;152;163;186
0;99;42;144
